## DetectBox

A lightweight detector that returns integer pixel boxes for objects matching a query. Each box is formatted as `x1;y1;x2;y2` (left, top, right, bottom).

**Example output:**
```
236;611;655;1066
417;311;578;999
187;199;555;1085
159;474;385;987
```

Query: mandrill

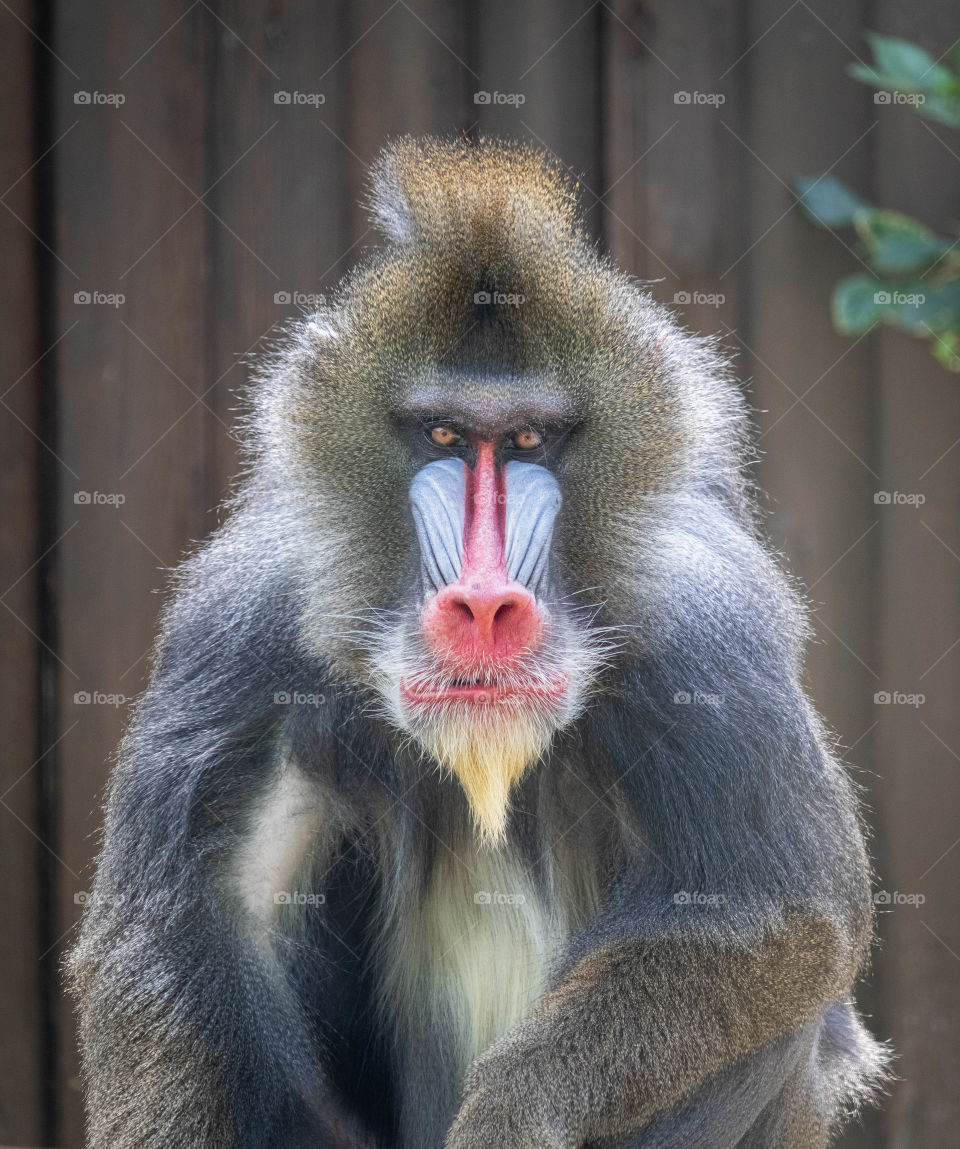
71;136;887;1149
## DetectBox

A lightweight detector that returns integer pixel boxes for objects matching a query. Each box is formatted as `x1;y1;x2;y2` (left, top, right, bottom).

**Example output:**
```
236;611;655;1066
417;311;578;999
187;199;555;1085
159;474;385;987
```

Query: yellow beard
421;709;551;844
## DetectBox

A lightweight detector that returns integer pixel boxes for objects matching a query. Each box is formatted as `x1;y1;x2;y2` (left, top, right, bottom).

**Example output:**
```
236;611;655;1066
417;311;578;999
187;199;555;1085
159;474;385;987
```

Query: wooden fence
2;1;958;1144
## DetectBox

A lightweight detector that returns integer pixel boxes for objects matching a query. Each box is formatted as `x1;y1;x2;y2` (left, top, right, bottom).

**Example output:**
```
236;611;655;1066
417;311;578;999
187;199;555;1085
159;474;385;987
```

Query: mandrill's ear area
365;135;586;252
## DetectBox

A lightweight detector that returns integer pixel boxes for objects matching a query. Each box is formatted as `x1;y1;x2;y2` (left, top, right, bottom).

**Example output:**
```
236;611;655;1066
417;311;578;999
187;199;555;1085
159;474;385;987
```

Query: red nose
424;580;543;664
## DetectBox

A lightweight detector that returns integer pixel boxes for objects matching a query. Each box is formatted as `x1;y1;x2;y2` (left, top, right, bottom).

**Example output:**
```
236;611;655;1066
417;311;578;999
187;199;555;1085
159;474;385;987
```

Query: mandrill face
374;378;610;843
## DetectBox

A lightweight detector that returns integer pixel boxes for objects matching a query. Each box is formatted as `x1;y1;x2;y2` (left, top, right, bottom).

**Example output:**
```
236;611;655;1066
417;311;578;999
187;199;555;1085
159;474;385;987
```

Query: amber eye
512;428;543;451
429;424;463;448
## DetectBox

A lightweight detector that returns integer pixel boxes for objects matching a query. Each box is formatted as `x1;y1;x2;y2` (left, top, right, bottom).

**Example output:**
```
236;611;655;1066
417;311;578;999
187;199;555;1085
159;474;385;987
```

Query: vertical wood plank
0;0;44;1141
474;0;602;236
871;4;960;1143
604;0;746;340
52;3;213;1142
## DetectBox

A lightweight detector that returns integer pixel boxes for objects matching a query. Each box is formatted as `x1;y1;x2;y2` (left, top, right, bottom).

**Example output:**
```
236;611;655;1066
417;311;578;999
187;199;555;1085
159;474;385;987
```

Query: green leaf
880;283;951;333
856;33;951;93
831;272;960;372
863;279;960;332
848;34;960;125
902;279;960;331
832;276;960;335
832;276;885;332
848;62;885;86
915;90;960;128
868;32;937;78
853;210;954;274
794;176;870;228
931;328;960;371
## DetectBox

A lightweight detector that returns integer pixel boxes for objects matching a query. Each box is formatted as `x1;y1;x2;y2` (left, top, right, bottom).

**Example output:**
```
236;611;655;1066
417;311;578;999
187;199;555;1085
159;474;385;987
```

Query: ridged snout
409;454;561;668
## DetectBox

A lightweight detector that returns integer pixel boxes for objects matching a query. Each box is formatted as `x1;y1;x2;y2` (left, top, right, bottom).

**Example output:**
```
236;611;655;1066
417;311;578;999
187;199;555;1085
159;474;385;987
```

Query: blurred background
2;1;959;1145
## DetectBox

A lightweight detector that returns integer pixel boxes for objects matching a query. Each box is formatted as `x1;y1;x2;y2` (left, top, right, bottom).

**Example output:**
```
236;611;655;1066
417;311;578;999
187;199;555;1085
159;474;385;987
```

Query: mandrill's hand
444;1028;578;1149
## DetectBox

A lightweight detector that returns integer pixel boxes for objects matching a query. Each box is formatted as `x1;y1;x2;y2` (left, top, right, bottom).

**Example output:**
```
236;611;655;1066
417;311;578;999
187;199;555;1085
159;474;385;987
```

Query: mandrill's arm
69;520;376;1149
445;908;864;1148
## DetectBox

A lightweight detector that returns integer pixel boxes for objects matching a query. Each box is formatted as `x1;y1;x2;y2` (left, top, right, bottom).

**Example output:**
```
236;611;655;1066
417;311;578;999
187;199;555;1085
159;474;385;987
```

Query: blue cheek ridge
504;461;562;596
409;458;466;592
408;457;561;596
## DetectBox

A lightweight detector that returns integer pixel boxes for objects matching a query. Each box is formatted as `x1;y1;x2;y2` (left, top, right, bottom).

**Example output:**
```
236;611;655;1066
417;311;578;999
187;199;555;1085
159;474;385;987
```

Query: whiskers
342;588;622;843
322;603;406;647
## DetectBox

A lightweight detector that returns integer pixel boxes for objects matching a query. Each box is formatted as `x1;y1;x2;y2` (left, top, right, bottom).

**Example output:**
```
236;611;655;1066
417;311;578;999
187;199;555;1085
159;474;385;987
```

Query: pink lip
401;674;568;707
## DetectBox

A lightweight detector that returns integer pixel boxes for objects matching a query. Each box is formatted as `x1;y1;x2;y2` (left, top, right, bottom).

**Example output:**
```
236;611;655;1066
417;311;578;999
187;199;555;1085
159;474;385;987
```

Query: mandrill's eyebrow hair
398;378;579;437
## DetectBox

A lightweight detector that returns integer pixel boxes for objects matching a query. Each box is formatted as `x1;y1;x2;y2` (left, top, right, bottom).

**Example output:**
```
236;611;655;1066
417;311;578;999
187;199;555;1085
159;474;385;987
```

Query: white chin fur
409;700;563;844
359;606;616;841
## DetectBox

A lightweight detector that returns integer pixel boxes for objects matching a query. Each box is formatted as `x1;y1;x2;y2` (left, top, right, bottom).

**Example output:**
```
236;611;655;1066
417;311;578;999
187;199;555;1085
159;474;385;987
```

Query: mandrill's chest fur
373;770;609;1078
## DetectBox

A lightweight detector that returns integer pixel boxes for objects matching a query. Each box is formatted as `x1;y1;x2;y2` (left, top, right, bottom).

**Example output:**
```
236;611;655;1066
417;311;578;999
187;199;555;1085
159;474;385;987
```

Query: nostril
452;599;475;623
493;602;514;626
